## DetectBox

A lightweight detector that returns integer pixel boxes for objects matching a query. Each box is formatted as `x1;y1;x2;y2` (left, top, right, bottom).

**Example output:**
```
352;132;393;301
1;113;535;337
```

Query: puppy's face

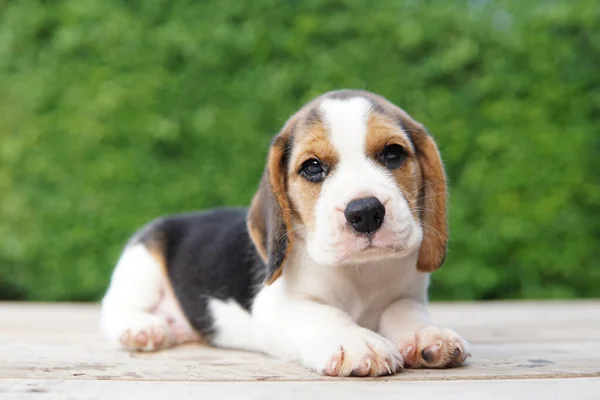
248;90;447;282
287;96;423;266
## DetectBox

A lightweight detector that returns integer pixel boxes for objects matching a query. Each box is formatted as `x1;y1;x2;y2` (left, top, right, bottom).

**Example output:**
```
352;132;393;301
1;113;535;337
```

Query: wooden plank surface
2;378;600;400
1;301;599;397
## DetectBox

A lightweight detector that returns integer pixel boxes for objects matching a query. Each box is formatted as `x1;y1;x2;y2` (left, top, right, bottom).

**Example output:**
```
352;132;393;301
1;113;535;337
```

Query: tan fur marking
288;121;338;232
247;192;268;262
266;135;294;282
249;90;447;280
410;131;448;272
138;233;169;276
265;267;283;284
248;115;299;284
362;95;448;272
146;246;168;276
141;239;205;343
366;113;420;220
365;113;413;157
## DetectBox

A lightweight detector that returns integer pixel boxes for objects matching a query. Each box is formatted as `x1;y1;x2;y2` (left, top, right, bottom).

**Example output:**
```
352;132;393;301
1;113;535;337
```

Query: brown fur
247;90;448;283
134;227;169;276
407;129;448;272
288;121;338;232
137;235;206;343
247;118;297;284
147;245;168;276
359;91;448;272
247;192;269;263
366;113;421;220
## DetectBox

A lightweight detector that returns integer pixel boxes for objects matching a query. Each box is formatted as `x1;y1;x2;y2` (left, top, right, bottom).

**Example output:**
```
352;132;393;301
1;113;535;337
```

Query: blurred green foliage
0;0;599;301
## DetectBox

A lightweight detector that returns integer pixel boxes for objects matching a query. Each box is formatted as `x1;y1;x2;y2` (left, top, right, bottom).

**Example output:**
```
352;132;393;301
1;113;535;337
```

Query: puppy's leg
100;244;198;351
251;281;403;377
206;298;258;352
379;299;471;368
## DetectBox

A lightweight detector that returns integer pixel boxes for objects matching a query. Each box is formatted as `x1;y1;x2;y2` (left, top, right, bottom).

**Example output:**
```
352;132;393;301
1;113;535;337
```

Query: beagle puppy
100;89;471;377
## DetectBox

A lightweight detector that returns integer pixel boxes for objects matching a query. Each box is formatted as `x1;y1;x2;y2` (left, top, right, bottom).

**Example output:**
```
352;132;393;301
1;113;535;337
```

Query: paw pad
117;316;170;352
398;326;470;368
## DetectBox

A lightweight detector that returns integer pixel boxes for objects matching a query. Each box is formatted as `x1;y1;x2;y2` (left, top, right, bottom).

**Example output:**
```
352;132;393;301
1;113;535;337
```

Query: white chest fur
282;245;429;330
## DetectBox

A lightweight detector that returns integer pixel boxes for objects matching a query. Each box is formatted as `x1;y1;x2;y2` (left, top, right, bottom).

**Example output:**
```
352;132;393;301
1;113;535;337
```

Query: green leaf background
1;0;598;301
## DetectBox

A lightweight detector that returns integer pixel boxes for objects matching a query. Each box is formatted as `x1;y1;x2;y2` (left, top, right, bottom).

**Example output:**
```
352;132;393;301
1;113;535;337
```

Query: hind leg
100;244;199;352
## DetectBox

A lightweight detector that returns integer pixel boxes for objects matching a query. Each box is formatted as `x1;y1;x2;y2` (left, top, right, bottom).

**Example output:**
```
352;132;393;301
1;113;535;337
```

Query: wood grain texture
2;378;600;400
1;301;599;396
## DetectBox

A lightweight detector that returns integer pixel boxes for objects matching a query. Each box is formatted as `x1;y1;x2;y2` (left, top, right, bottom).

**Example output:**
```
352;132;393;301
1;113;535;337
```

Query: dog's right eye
380;144;407;169
300;159;327;182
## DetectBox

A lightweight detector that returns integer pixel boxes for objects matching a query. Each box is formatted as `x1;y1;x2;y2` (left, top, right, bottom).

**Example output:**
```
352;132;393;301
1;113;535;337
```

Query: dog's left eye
380;144;407;169
300;159;326;182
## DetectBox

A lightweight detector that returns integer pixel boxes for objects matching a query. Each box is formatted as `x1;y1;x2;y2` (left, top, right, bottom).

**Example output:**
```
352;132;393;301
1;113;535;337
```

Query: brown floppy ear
409;126;449;272
247;124;294;284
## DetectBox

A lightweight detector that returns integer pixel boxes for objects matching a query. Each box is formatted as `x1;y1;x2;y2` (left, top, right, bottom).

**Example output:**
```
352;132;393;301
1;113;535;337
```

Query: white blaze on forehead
320;97;373;161
309;96;421;266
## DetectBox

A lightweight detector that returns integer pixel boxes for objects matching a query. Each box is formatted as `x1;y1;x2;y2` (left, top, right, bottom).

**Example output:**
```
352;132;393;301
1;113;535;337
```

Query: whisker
419;220;446;243
407;192;448;207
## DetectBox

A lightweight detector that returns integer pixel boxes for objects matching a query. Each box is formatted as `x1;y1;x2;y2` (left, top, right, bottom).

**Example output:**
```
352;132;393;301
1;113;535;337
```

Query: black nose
344;196;386;234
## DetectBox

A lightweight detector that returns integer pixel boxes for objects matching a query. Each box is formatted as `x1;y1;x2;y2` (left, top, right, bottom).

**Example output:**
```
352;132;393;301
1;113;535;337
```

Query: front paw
305;328;403;377
397;326;471;368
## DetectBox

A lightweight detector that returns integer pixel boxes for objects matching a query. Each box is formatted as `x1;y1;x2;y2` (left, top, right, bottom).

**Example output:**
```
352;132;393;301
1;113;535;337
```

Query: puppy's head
248;90;448;283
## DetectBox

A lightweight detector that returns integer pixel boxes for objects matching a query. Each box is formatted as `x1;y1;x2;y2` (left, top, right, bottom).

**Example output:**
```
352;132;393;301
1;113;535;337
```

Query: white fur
246;238;427;374
243;98;467;374
308;98;423;266
252;276;404;375
101;244;197;351
208;298;256;352
101;95;469;375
